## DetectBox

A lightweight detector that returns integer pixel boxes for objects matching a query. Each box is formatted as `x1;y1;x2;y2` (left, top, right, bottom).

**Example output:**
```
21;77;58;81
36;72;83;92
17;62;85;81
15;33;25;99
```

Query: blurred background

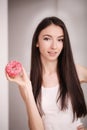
0;0;87;130
0;0;8;130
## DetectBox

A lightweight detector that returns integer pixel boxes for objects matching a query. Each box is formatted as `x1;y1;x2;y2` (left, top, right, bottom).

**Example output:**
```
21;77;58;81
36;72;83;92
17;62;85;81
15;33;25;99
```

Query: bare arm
76;64;87;83
19;84;44;130
6;67;44;130
76;64;87;130
77;125;87;130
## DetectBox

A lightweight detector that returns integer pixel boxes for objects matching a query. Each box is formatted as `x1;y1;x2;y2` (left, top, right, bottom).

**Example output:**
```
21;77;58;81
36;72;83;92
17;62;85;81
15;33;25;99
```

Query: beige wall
8;0;87;129
0;0;9;130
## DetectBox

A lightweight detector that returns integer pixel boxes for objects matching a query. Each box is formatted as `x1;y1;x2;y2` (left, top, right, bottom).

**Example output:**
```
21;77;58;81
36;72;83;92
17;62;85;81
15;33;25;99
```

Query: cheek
38;42;49;51
58;43;63;51
38;44;46;53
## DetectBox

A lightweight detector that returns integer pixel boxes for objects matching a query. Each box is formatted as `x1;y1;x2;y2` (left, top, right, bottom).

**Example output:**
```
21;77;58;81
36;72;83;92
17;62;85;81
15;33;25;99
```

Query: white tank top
40;85;82;130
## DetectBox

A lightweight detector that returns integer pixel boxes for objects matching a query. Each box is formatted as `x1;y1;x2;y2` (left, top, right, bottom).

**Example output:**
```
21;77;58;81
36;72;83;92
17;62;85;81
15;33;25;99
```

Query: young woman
6;16;87;130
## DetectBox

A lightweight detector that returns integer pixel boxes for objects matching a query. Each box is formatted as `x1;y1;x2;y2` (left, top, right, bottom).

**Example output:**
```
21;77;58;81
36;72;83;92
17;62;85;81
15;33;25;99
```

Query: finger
5;72;15;81
5;71;20;84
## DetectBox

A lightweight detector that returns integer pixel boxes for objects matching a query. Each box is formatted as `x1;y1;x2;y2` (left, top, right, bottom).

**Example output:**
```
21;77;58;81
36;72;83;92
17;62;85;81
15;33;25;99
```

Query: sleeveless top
40;85;83;130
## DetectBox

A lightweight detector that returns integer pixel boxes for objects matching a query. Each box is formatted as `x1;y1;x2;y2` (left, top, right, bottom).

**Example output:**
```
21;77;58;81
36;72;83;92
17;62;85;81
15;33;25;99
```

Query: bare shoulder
75;64;87;83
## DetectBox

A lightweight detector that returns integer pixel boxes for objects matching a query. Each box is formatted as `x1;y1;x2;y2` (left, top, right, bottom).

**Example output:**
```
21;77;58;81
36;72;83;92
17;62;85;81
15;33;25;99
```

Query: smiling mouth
48;51;57;54
48;52;57;56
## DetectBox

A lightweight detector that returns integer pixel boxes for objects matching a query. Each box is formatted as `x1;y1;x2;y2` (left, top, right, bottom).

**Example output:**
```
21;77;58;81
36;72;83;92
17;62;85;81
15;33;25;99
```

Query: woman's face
36;24;64;62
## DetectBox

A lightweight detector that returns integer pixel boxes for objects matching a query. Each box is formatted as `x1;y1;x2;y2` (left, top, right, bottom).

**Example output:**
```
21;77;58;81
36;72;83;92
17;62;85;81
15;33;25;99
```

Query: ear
36;43;39;47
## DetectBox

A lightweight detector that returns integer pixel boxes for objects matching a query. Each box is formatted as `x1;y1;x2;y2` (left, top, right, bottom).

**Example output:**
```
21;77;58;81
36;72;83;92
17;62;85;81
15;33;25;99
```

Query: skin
36;24;64;87
6;24;87;130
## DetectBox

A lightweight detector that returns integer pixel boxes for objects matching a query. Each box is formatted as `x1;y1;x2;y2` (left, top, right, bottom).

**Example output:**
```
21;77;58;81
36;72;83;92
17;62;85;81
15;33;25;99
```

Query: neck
41;57;58;75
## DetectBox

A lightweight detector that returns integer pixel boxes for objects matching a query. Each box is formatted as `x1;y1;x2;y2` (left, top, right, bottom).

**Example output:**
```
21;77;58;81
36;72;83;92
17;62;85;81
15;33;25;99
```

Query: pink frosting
5;60;22;77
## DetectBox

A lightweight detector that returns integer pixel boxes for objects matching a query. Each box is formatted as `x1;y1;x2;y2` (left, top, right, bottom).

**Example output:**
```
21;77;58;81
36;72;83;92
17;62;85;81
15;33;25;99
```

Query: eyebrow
43;34;64;38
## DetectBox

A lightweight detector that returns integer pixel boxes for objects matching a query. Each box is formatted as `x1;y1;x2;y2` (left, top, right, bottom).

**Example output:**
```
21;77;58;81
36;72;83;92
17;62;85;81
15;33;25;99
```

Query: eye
43;37;50;41
58;38;64;42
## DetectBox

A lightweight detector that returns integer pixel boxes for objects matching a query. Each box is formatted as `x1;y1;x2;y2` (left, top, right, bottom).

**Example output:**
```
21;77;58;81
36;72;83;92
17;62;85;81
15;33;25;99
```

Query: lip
48;51;57;53
48;51;57;56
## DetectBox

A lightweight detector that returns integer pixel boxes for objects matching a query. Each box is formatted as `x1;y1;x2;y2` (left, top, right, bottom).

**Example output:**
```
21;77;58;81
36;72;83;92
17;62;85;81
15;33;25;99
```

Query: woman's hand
5;65;32;102
5;61;44;130
5;63;30;85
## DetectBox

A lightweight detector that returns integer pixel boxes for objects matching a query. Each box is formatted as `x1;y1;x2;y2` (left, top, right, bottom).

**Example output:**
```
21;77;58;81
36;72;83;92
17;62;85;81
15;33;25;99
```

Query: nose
51;40;57;49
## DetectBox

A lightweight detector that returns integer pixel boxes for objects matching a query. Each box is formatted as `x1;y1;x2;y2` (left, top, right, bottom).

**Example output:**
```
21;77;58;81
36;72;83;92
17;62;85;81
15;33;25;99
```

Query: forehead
39;24;64;37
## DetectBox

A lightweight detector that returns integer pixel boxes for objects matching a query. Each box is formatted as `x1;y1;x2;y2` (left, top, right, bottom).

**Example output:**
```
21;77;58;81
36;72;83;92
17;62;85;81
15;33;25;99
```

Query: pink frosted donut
5;60;22;77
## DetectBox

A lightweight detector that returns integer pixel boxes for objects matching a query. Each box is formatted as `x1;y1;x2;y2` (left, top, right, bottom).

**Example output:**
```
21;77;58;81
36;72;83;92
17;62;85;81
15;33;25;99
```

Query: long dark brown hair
30;16;87;119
